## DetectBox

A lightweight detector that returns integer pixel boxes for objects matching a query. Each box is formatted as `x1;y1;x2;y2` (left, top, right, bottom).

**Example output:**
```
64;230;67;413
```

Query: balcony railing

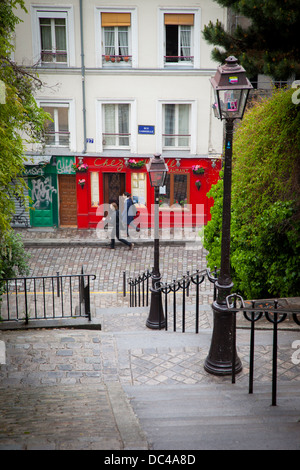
41;50;67;63
45;131;70;147
164;56;194;64
102;133;130;147
163;133;191;148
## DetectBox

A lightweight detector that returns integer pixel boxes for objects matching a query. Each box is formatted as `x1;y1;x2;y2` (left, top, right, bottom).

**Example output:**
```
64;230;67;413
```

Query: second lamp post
146;153;168;329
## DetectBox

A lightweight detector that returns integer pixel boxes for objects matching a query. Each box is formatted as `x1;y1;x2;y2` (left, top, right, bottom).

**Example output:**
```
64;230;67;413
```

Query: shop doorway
103;173;126;209
58;174;77;226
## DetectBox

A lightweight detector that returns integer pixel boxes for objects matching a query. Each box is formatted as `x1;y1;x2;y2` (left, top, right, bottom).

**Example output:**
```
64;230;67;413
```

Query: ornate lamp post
204;56;253;375
146;153;168;329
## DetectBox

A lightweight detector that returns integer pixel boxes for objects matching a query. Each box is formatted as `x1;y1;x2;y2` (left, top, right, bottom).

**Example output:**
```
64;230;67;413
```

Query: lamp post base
146;289;165;330
204;300;242;376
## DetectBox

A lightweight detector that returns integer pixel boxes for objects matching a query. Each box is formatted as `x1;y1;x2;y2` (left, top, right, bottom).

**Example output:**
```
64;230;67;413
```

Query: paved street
0;229;299;450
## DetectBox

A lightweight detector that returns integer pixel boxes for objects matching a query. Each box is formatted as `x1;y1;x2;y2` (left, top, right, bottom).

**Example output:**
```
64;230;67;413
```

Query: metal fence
226;294;300;406
126;268;300;406
0;267;96;325
126;267;218;332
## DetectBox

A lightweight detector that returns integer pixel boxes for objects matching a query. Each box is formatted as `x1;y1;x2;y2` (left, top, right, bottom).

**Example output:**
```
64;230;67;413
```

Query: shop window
90;172;99;207
159;174;189;208
163;104;190;149
131;173;147;206
103;103;130;148
42;104;69;147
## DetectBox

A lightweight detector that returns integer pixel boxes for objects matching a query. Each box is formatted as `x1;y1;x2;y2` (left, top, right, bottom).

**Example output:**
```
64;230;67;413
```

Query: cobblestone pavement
0;230;299;450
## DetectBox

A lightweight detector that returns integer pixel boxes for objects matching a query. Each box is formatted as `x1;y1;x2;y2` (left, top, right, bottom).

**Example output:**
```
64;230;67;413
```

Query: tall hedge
204;87;300;300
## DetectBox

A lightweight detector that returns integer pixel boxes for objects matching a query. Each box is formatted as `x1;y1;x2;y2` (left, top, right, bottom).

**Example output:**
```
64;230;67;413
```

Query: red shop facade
74;156;221;229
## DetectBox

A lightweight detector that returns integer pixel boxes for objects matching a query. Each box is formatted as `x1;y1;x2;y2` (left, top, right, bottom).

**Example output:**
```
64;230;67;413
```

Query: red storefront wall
75;156;221;229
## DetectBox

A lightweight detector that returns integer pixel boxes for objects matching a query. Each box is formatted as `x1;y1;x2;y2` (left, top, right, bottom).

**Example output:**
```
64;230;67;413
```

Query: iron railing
126;268;300;406
226;294;300;406
0;267;96;325
125;267;218;332
127;270;152;308
157;268;218;333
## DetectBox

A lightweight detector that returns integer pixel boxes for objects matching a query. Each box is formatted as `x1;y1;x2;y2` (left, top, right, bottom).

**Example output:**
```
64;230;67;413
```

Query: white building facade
13;0;225;229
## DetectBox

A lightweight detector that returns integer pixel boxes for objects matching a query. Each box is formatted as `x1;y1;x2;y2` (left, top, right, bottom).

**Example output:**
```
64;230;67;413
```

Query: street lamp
204;56;253;376
146;153;168;329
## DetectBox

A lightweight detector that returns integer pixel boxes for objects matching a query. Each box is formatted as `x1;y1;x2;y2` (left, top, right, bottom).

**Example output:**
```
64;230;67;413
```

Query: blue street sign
138;125;155;135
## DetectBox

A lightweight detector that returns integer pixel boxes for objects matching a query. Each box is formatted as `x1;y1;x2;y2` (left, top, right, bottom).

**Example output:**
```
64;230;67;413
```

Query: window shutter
164;14;194;26
101;13;131;27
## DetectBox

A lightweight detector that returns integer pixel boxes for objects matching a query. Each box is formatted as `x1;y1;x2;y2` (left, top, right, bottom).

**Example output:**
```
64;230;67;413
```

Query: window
131;173;147;206
103;104;130;148
90;172;99;207
40;17;67;63
42;104;69;147
158;9;200;69
159;174;189;207
31;7;75;66
165;14;193;65
102;13;131;65
96;9;137;68
163;104;190;149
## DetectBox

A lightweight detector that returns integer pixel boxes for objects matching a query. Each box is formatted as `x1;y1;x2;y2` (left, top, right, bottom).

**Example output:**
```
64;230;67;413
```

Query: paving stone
0;230;299;450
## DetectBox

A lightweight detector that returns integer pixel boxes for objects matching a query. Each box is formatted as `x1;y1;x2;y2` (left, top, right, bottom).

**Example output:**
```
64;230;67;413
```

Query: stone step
124;382;300;450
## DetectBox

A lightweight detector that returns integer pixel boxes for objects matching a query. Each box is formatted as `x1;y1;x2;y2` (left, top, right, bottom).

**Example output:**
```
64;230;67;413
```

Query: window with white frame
163;104;191;149
158;9;200;69
41;103;70;147
165;14;193;64
102;13;131;65
103;104;130;148
31;7;75;66
95;8;137;68
39;17;67;64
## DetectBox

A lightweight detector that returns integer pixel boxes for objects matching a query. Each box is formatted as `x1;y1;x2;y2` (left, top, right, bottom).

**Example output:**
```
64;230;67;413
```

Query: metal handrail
226;293;300;406
0;268;96;324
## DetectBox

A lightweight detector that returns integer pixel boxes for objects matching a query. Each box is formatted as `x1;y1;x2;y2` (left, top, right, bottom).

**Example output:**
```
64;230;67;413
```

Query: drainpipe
79;0;87;156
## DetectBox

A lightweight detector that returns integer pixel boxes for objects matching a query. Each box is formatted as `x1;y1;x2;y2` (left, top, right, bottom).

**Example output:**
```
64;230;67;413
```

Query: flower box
73;163;88;173
128;159;146;169
192;165;205;175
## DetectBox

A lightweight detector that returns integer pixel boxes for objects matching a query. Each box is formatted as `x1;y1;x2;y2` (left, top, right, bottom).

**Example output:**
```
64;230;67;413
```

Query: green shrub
0;230;30;296
204;88;300;300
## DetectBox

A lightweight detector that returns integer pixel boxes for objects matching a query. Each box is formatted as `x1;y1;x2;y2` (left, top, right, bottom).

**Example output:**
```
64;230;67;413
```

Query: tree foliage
0;1;48;281
203;0;300;80
204;88;300;299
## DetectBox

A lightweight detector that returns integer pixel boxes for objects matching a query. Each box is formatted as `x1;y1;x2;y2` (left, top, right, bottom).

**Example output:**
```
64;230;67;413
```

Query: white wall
14;0;225;157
